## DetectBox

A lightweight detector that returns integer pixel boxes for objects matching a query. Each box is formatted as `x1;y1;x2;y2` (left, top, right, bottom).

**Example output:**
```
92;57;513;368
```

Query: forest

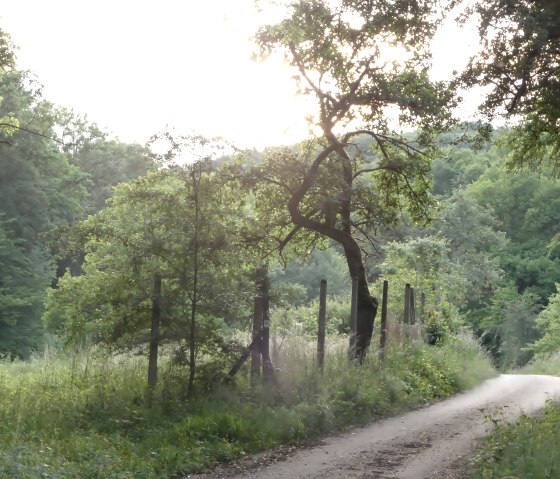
1;0;560;477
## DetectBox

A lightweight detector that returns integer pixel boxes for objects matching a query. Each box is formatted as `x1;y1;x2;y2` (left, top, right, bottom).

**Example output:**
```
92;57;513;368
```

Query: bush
470;404;560;479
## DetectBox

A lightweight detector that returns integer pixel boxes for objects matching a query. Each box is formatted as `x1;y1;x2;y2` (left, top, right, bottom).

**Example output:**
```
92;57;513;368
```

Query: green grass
0;334;495;478
470;404;560;479
469;354;560;479
516;352;560;376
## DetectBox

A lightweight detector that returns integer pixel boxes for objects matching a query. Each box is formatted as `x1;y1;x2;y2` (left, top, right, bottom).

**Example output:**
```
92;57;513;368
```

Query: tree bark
343;242;378;362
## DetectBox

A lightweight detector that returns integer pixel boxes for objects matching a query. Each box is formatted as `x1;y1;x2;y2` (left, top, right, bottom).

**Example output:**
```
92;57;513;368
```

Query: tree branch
0;122;66;146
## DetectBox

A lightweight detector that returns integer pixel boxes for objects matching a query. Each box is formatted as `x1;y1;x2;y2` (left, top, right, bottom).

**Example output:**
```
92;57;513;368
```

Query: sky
0;1;478;150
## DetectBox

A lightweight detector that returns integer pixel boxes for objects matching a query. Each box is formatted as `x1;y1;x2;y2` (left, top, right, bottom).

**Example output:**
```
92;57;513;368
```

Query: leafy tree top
456;0;560;172
256;0;455;141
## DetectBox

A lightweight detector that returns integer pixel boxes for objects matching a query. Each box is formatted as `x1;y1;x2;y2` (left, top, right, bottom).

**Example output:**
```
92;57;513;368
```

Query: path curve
191;375;560;479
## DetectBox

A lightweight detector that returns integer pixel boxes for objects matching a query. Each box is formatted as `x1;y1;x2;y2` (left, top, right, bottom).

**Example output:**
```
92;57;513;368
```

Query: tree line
1;0;560;385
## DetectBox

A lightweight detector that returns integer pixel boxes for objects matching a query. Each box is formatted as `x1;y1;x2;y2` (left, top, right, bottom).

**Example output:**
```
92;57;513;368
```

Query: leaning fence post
317;279;327;372
379;280;388;360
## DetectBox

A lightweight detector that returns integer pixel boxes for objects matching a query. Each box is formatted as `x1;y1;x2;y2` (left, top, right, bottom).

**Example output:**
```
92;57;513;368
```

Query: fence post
348;277;358;359
317;279;327;372
261;272;274;380
404;283;411;324
250;295;263;385
420;291;426;323
410;286;416;325
379;280;388;360
148;272;161;390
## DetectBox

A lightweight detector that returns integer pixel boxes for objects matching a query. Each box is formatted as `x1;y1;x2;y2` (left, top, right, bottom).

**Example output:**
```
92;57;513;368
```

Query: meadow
0;334;494;478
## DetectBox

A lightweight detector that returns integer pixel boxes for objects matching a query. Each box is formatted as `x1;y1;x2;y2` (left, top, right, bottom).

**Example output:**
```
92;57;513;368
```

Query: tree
458;0;560;172
0;28;19;141
529;283;560;358
434;191;505;304
478;284;539;368
45;162;254;392
0;53;90;357
467;171;560;302
252;0;454;360
272;248;350;302
0;218;50;357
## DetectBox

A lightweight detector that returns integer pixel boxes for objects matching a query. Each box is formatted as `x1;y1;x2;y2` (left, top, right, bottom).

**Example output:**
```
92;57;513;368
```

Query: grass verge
469;354;560;478
0;334;494;478
469;403;560;479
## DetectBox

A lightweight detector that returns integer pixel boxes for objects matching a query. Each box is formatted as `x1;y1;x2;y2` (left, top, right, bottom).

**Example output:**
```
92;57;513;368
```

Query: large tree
458;0;560;171
252;0;454;360
45;160;255;392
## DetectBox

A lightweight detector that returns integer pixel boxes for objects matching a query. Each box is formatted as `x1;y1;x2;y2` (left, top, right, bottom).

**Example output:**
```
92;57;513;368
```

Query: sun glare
0;0;480;150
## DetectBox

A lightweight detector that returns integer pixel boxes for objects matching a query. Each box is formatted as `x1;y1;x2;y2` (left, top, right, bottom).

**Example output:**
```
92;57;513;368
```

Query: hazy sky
0;1;477;149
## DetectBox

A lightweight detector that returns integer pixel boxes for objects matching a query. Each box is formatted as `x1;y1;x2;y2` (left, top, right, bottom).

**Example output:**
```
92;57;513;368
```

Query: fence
244;277;429;382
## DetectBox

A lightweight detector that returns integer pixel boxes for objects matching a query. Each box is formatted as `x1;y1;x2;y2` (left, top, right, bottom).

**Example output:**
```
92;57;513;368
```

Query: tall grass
0;334;494;478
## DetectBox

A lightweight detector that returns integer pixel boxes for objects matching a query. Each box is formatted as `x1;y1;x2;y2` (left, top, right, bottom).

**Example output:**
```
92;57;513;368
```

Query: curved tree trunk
343;242;378;362
286;140;378;361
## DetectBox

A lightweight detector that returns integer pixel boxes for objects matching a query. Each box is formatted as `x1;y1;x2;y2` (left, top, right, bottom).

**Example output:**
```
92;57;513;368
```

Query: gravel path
190;374;560;479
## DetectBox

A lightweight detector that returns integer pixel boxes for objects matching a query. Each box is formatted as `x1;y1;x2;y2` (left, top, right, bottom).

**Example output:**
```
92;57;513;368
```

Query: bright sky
0;1;478;150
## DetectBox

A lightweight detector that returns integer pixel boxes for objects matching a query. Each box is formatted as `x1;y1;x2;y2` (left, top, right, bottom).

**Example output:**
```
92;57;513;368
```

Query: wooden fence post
420;291;426;323
404;283;411;324
148;272;161;390
410;286;416;325
317;279;327;372
261;271;274;380
251;295;263;384
348;277;358;359
379;280;388;360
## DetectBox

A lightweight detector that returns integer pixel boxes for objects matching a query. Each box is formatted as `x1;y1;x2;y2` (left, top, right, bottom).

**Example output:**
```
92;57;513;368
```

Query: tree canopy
459;0;560;172
251;0;456;360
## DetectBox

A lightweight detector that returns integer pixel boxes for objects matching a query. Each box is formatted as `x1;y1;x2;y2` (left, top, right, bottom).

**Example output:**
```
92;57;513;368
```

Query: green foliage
0;218;50;357
272;248;350;302
459;0;560;173
71;137;155;213
45;162;255;388
520;353;560;377
476;284;540;369
471;402;560;479
468;170;560;302
248;0;457;361
372;236;466;340
528;284;560;358
434;191;505;304
0;32;153;358
271;295;352;337
0;335;494;478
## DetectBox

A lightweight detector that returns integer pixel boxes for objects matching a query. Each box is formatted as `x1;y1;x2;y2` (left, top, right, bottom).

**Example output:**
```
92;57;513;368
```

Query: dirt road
191;375;560;479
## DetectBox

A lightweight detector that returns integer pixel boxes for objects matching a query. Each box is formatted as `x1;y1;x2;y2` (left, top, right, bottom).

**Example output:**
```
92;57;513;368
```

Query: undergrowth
470;403;560;479
470;354;560;478
0;334;494;478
